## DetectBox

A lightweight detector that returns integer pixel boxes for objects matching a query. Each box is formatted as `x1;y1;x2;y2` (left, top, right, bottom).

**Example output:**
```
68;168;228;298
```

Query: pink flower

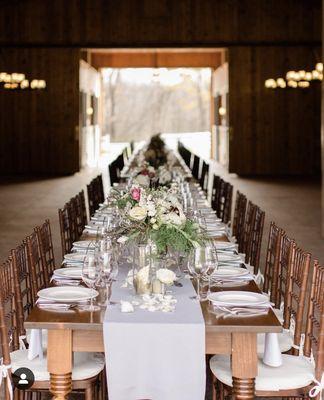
130;187;141;201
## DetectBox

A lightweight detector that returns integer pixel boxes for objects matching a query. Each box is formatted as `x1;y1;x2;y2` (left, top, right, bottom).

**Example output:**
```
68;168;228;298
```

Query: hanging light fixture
0;72;46;90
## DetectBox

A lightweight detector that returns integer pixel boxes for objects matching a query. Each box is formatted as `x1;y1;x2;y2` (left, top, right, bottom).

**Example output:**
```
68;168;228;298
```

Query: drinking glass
204;243;219;296
82;254;100;311
98;250;118;305
187;246;211;301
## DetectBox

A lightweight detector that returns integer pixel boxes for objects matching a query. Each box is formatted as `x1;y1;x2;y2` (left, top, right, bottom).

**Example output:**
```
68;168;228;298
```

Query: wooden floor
0;162;322;266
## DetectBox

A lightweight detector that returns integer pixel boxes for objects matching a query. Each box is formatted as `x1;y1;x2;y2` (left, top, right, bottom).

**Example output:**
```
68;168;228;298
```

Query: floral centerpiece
111;185;203;254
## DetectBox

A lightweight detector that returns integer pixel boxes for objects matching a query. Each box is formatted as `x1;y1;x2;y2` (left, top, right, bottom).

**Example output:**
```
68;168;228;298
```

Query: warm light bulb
287;80;298;88
286;71;295;80
219;107;226;116
312;70;320;79
298;70;306;79
277;78;286;88
265;79;277;88
20;79;29;89
30;79;38;89
305;72;312;81
316;62;323;72
294;72;301;81
87;107;94;116
298;81;310;88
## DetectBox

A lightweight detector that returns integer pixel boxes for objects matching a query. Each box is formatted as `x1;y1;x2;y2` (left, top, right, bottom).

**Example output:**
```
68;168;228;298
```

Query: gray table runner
103;267;206;400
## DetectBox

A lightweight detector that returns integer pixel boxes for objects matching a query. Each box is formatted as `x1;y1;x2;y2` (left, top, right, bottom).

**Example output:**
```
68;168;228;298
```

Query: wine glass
187;246;211;301
82;254;100;311
98;250;118;306
204;243;219;296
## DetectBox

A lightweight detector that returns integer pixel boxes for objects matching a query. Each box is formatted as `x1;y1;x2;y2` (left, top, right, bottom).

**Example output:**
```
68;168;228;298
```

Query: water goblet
187;246;211;301
82;254;100;311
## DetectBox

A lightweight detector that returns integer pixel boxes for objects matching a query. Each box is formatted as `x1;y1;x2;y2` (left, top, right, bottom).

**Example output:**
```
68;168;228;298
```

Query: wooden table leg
231;333;257;400
47;330;72;399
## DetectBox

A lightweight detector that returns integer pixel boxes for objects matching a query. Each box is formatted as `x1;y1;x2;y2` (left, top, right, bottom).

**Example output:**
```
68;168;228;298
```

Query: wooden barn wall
0;48;80;175
228;46;321;175
0;0;320;47
0;0;321;176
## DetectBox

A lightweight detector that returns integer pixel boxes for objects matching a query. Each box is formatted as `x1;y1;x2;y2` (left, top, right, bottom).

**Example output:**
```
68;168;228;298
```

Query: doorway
79;48;228;167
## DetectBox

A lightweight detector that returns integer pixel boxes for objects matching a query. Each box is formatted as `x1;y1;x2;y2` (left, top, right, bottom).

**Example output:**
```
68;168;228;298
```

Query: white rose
156;268;176;285
152;223;159;230
134;174;150;187
150;218;156;224
128;206;147;221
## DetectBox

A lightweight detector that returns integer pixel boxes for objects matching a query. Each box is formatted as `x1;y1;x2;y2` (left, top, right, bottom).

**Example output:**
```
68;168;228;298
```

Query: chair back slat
242;201;256;257
11;243;34;333
263;222;283;302
58;203;74;257
26;231;47;299
276;234;295;310
0;260;19;361
248;205;265;274
36;219;56;282
232;191;247;252
285;246;311;354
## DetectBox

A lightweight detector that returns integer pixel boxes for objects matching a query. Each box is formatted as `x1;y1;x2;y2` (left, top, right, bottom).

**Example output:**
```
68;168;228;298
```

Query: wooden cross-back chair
232;191;247;252
262;222;283;302
241;201;256;259
214;179;233;224
35;219;56;282
211;175;221;212
0;259;105;400
96;174;105;204
246;205;265;274
210;261;323;400
26;230;48;299
192;154;200;180
87;175;104;217
72;192;88;238
10;243;34;334
275;233;295;310
109;159;119;186
199;161;209;193
58;203;74;257
282;244;311;354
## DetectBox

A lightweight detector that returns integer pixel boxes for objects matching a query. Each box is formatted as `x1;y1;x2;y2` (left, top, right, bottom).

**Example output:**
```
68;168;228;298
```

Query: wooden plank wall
0;0;320;46
0;48;80;175
228;46;321;175
0;0;321;176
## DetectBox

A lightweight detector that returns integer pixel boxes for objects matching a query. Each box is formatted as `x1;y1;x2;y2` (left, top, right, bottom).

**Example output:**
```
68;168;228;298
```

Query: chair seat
257;331;293;354
11;350;105;381
210;354;314;391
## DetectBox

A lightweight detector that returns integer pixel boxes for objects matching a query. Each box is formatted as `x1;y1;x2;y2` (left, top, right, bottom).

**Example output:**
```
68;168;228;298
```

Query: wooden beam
90;50;223;69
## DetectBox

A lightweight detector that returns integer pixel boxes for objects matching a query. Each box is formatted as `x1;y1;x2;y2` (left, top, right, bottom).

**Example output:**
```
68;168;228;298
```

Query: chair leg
212;375;217;400
85;387;93;400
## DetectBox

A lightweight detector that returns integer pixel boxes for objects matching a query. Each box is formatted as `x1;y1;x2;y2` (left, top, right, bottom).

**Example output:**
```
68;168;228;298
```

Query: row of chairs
211;226;323;400
59;174;105;256
178;143;323;400
0;220;105;398
178;142;209;193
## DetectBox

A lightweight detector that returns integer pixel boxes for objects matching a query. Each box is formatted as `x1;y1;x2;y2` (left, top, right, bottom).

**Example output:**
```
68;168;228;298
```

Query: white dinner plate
53;268;83;279
72;240;96;249
217;253;242;263
37;287;98;302
63;253;86;263
208;291;269;306
212;267;249;278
